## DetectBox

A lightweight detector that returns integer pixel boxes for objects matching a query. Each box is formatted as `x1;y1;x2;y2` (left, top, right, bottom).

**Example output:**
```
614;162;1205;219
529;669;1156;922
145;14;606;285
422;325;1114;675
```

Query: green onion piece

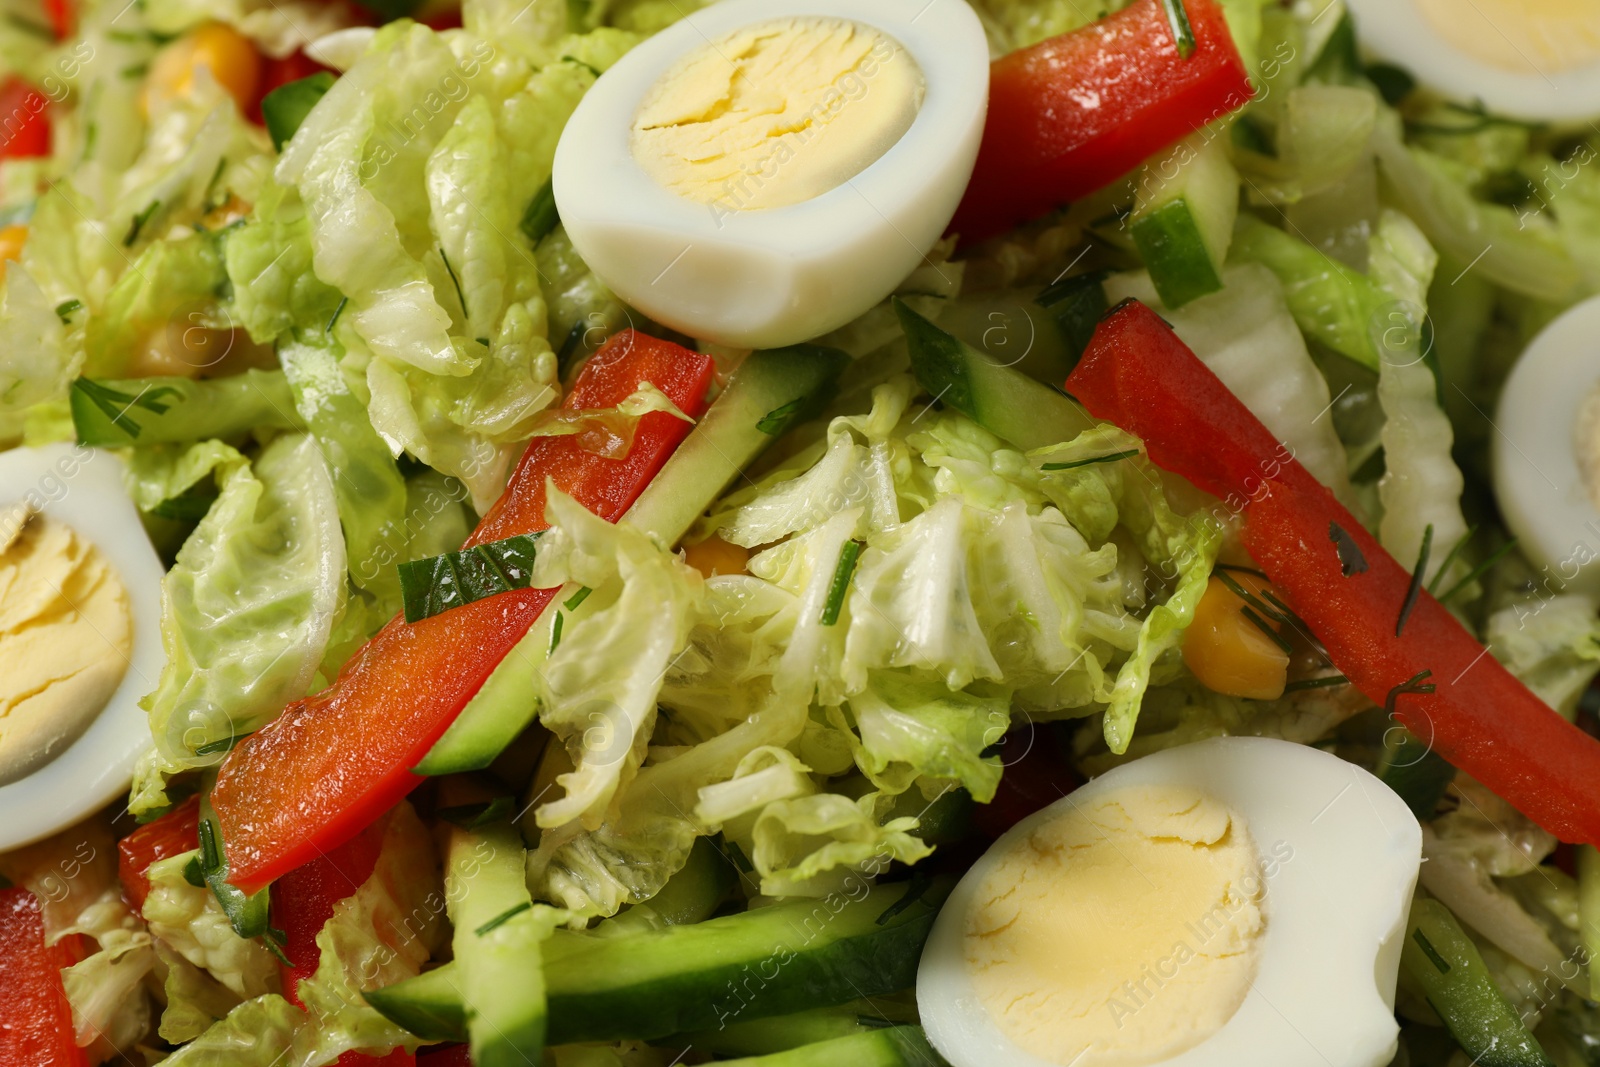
520;177;559;245
124;199;161;246
1436;539;1518;606
1239;604;1293;655
474;901;531;937
1282;675;1348;693
181;855;206;888
1041;448;1140;472
1329;522;1368;576
562;54;603;78
1397;524;1433;637
564;586;592;611
437;796;516;830
821;540;864;626
1160;0;1196;58
197;814;272;940
550;610;565;654
397;533;543;623
260;71;336;152
191;734;237;757
326;296;348;335
439;247;468;321
54;299;81;322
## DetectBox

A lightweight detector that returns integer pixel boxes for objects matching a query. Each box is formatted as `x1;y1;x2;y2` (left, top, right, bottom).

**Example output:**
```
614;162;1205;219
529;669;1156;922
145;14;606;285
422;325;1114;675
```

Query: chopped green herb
1160;0;1196;58
1385;670;1437;720
1397;524;1433;637
198;815;273;940
1041;448;1140;472
756;397;807;436
397;533;543;623
1428;525;1478;596
1436;539;1518;606
182;854;206;887
550;610;565;653
54;299;81;322
439;247;468;320
260;71;336;152
564;586;592;611
562;55;603;78
723;838;754;873
475;901;532;936
124;200;161;246
326;296;348;334
1329;522;1368;577
1412;928;1451;974
70;378;183;440
520;177;559;245
1239;604;1293;655
875;873;933;926
192;734;237;757
1282;675;1349;693
821;540;864;626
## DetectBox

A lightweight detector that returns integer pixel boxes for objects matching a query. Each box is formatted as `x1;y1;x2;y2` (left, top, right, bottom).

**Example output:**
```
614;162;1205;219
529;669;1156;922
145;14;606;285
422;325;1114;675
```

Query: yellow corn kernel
145;23;261;116
683;535;749;578
1182;573;1289;701
0;223;25;279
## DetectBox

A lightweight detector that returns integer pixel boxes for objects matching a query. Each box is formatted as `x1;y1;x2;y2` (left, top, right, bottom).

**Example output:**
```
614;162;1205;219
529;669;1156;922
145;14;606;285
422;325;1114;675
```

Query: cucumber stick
369;878;949;1046
684;1001;918;1057
414;344;849;777
363;965;462;1042
712;1026;939;1067
1130;132;1240;309
894;298;1094;452
1401;897;1554;1067
447;822;552;1067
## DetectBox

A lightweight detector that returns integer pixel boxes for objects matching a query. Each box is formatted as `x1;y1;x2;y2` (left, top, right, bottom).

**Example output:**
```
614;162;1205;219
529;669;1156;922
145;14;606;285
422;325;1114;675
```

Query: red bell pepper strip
1068;299;1600;844
42;0;72;38
273;817;412;1066
0;888;87;1067
0;78;52;159
212;331;716;894
948;0;1253;245
117;796;201;914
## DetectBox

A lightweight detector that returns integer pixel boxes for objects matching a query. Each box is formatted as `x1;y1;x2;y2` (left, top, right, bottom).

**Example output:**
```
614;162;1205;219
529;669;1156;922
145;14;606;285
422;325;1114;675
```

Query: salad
2;0;1600;1063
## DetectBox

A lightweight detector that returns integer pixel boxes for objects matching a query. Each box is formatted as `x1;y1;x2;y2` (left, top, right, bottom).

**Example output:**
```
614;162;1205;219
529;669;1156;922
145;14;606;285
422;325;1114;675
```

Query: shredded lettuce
0;263;73;443
528;486;704;830
1487;593;1600;721
1368;210;1470;587
142;852;281;1000
751;791;932;899
155;942;245;1046
61;889;157;1061
132;435;344;816
1104;263;1353;499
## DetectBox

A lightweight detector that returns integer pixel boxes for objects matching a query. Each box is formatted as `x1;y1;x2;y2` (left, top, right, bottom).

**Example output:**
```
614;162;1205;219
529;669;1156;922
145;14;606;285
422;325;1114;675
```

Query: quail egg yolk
963;785;1266;1067
1414;0;1600;77
630;16;924;216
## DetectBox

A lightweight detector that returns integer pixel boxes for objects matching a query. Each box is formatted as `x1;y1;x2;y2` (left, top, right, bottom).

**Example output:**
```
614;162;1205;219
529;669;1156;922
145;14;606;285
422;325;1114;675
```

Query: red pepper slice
272;817;412;1066
1068;299;1600;843
212;332;716;894
117;796;201;915
949;0;1253;245
0;888;87;1067
0;78;52;159
42;0;72;39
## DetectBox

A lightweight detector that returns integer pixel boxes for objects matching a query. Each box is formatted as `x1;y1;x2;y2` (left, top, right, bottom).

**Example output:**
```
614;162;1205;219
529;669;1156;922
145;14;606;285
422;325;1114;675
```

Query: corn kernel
1182;573;1290;701
683;535;749;578
146;23;261;116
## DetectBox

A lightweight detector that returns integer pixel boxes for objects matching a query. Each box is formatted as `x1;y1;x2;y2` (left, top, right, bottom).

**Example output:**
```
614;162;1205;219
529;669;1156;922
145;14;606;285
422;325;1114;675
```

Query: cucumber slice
710;1026;940;1067
625;343;850;545
370;878;949;1046
683;999;919;1057
894;298;1095;452
411;624;549;776
413;344;849;777
1130;132;1240;309
363;966;463;1043
446;821;549;1067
